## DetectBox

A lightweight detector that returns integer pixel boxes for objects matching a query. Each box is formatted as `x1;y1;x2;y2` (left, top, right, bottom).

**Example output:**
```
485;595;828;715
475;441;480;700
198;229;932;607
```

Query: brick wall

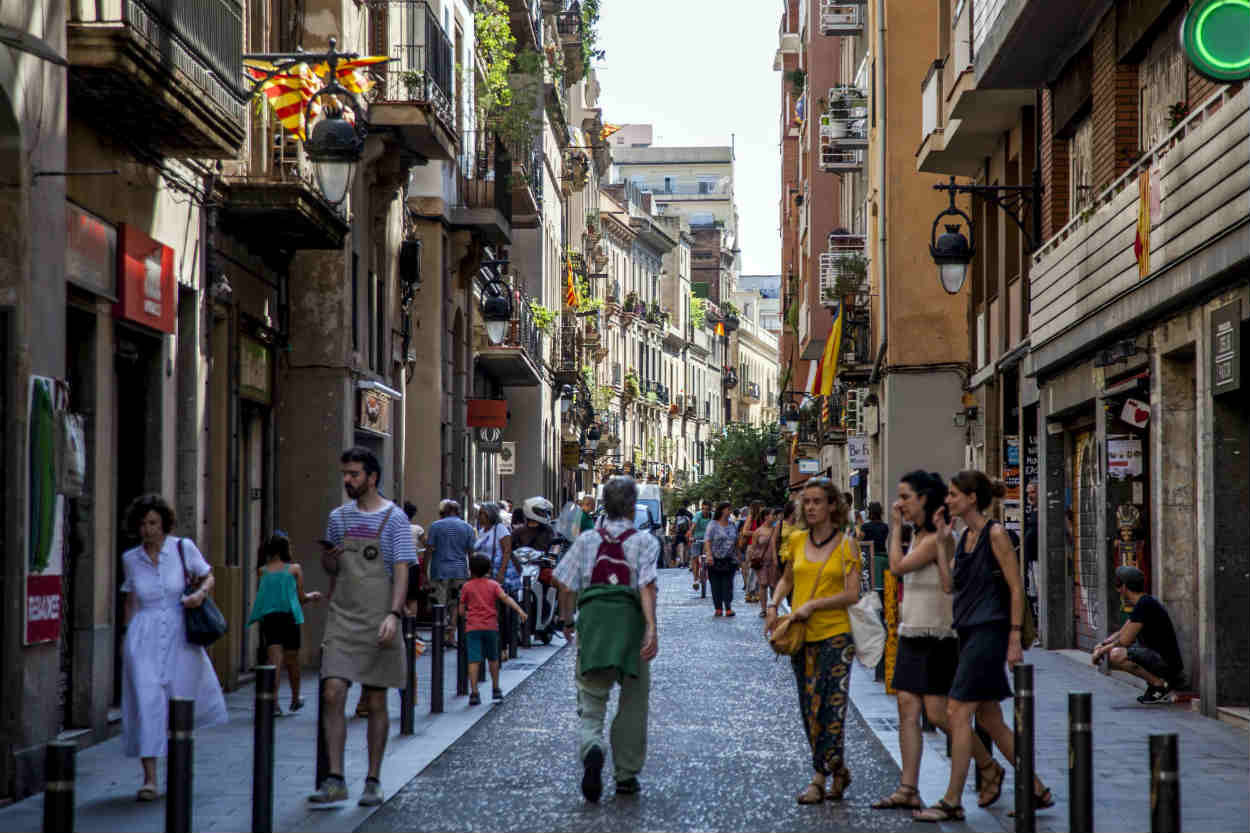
1090;9;1140;191
1040;87;1070;240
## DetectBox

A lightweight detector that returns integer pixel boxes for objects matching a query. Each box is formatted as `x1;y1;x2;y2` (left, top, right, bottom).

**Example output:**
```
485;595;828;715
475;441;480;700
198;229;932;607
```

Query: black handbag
178;538;228;647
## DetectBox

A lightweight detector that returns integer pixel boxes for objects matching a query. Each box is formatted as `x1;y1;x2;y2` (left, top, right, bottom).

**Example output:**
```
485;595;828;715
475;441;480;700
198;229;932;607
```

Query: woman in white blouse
120;494;227;801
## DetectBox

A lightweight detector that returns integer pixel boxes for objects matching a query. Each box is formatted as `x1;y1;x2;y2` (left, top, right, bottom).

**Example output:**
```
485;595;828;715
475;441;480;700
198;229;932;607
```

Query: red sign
26;575;62;644
467;398;508;428
115;224;176;333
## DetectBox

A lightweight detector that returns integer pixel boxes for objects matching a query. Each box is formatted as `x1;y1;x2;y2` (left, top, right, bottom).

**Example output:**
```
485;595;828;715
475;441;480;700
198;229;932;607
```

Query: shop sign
797;458;820;474
1107;435;1143;479
1120;397;1150;428
358;389;391;435
115;225;176;333
563;441;582;468
847;435;870;470
66;203;117;298
498;441;516;475
240;336;271;404
26;376;66;645
467;398;508;428
477;426;502;452
1003;435;1020;500
1211;300;1241;395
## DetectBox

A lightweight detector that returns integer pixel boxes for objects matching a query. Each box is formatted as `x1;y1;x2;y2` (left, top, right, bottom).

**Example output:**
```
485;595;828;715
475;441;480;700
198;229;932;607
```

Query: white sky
593;0;783;275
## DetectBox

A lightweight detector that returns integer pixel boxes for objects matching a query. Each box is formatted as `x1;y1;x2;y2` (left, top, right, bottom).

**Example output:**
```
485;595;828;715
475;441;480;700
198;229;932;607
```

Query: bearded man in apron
554;476;659;803
310;447;416;806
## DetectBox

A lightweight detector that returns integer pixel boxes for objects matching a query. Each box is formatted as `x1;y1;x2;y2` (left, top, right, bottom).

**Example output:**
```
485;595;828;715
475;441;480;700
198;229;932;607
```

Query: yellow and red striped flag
818;301;842;397
565;262;579;307
601;123;622;140
313;56;389;95
1132;169;1150;278
244;61;324;139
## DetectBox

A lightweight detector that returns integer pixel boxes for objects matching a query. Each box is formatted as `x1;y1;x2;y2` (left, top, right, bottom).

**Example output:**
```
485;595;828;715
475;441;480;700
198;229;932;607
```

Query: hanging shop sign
467;398;508;428
240;335;272;404
115;224;176;333
797;458;820;475
1211;300;1241;396
562;441;582;468
847;435;870;470
1181;0;1250;82
66;202;117;298
357;388;391;435
26;376;67;645
1119;397;1150;428
498;441;516;475
477;426;503;453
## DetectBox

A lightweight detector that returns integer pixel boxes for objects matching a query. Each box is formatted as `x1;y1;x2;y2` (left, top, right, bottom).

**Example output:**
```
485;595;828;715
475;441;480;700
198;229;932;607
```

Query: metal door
1072;431;1101;650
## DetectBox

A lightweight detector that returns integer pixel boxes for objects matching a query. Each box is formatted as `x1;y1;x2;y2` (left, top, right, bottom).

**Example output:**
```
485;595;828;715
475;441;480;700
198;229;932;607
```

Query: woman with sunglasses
766;478;861;804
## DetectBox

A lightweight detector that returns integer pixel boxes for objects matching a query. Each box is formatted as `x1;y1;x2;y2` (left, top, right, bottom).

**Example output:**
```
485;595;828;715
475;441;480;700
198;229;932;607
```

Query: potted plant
623;370;640;399
400;70;424;97
722;301;741;332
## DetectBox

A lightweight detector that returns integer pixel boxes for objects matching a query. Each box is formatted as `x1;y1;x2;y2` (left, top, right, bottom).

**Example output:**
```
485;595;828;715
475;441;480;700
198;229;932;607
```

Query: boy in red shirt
460;554;528;705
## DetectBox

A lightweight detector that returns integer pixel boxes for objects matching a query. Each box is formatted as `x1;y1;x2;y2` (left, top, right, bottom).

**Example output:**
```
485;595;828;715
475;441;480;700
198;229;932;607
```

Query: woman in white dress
121;494;228;801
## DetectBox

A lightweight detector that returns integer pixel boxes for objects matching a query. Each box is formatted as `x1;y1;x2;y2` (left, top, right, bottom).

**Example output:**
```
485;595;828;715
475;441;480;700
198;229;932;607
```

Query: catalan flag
244;61;324;140
565;261;579;307
601;123;622;140
818;301;842;397
314;56;389;95
1133;169;1150;278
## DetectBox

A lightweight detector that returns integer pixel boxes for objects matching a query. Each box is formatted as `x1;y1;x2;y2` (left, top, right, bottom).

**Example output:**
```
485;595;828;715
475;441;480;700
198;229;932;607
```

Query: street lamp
481;276;512;345
931;221;974;294
585;424;601;451
929;175;1041;294
765;446;778;467
782;403;800;435
305;109;362;206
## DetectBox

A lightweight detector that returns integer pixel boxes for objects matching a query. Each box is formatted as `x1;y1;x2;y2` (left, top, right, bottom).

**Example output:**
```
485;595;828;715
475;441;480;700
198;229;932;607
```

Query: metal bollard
166;698;195;833
496;599;507;665
43;741;75;833
456;610;469;697
507;592;520;659
1069;692;1093;833
252;666;276;833
430;604;445;714
520;576;534;648
401;616;417;735
314;676;329;789
1013;664;1035;833
1150;734;1180;833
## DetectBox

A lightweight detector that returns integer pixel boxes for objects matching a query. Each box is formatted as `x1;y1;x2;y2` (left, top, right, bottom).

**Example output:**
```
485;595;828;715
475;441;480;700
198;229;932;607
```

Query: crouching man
1091;566;1185;703
555;476;659;802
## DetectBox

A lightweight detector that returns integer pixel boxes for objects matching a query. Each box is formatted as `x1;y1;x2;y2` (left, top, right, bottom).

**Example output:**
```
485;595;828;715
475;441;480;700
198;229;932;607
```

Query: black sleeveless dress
948;521;1013;702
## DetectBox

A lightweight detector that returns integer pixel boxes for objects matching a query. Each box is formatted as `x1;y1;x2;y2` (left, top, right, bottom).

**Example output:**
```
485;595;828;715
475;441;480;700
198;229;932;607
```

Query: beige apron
321;505;407;688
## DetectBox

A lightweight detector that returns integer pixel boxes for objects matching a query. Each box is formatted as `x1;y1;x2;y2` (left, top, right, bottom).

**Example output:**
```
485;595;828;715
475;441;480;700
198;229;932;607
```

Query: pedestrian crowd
112;447;1188;816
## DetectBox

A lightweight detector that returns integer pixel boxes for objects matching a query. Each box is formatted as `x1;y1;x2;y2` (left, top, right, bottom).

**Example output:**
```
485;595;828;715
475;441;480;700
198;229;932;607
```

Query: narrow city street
360;567;929;833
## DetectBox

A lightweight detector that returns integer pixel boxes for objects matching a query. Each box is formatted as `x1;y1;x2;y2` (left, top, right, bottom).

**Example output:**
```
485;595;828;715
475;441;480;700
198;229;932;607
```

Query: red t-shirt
459;577;505;632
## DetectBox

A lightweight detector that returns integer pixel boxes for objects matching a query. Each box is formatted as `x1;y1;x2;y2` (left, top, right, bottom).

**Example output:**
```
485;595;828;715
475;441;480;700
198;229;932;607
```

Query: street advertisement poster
26;376;66;645
797;458;820;474
498;441;515;475
1003;435;1020;500
847;435;870;470
1107;435;1143;479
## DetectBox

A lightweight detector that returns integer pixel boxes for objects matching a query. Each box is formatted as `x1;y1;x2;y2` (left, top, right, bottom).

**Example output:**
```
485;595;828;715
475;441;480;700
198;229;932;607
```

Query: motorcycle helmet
522;496;555;526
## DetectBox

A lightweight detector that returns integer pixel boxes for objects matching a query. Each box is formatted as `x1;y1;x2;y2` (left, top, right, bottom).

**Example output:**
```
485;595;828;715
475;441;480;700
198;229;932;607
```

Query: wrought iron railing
506;286;543;362
456;130;512;218
365;0;455;132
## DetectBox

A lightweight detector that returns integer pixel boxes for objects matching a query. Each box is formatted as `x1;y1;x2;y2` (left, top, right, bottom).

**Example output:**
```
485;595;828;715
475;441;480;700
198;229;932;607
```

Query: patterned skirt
790;632;855;776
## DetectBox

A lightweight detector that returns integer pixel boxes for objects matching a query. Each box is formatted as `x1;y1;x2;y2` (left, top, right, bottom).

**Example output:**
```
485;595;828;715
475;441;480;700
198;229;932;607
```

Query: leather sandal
1008;785;1055;816
137;783;157;802
914;800;966;822
796;781;825;804
977;758;1006;807
872;783;923;809
827;766;852;801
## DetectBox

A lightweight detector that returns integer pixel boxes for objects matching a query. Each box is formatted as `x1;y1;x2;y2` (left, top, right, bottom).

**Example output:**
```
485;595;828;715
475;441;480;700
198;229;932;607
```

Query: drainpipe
875;0;888;496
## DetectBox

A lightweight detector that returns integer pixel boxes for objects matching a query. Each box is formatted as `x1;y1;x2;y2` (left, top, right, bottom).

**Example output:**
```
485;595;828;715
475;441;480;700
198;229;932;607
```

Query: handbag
768;539;834;656
981;520;1038;650
848;592;886;668
178;538;228;647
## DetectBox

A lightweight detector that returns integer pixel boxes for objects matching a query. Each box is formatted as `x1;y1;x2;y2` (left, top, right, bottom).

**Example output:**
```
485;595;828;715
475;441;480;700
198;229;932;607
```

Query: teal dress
248;566;303;625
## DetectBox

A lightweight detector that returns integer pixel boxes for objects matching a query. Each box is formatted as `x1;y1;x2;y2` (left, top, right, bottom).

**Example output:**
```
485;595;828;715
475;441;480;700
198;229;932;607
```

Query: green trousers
576;656;651;780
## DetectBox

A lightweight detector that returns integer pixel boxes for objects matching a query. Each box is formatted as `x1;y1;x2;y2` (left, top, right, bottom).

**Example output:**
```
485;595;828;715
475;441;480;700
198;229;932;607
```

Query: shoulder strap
176;538;190;585
376;504;397;537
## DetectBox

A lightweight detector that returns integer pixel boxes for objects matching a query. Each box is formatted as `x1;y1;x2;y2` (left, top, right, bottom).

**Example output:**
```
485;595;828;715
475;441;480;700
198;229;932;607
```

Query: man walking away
424;499;476;648
556;476;659;802
312;447;416;806
1091;566;1185;703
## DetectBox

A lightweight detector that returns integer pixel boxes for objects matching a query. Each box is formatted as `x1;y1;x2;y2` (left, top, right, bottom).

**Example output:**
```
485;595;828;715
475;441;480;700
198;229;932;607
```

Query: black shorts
892;636;960;696
1127;642;1180;683
259;611;301;651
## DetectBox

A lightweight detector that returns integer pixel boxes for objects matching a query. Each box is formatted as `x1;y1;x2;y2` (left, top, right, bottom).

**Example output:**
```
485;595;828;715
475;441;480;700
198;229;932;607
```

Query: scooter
516;539;564;645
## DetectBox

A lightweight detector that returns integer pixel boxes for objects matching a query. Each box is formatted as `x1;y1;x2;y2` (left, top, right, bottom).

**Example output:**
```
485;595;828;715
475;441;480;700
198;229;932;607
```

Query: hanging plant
785;68;806;92
624;370;640;399
1167;100;1189;130
531;303;556;332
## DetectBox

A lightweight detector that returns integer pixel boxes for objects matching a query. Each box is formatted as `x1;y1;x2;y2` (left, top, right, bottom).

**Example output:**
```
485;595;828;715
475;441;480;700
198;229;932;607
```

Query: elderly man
423;499;476;645
555;476;659;802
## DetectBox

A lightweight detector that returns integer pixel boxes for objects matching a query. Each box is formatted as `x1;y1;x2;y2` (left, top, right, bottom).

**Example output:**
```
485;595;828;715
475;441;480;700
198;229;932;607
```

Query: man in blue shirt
423;499;476;645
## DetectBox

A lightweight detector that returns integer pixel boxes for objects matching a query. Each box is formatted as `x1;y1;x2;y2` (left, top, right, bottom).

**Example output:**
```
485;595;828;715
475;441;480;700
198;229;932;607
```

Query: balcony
819;1;865;36
839;320;873;377
451;131;512;244
220;138;349;251
477;283;544;386
818;233;869;308
365;0;456;163
971;0;1103;90
819;145;864;174
507;0;543;49
556;7;586;84
510;148;543;229
554;319;581;383
1029;86;1249;375
67;0;246;158
821;87;868;150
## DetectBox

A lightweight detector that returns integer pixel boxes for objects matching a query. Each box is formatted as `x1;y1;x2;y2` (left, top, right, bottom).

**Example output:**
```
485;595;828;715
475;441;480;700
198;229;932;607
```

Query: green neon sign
1182;0;1250;81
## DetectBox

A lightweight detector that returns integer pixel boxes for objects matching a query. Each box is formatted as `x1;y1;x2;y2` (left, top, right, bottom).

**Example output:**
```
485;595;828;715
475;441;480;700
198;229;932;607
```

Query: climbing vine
475;0;543;155
580;0;606;66
690;294;707;329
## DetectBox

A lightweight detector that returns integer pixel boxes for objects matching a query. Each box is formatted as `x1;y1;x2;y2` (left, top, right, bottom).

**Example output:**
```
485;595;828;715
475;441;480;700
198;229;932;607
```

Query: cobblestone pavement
360;568;951;833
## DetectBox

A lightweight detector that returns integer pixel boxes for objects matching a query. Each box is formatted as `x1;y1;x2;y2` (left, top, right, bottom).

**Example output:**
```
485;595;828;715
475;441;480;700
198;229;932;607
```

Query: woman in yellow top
766;478;862;805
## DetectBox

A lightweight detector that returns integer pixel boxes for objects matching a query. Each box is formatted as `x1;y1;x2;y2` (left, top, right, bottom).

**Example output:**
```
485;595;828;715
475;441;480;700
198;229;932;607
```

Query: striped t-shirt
325;500;417;578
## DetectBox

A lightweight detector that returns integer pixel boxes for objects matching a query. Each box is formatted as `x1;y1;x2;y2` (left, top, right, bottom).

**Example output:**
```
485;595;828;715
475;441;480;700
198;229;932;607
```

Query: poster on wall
26;376;67;645
847;435;870;470
1107;435;1143;479
498;442;516;475
1003;435;1020;500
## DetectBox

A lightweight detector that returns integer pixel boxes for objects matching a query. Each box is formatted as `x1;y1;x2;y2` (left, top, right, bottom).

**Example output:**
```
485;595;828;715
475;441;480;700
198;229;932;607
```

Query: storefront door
1071;430;1101;651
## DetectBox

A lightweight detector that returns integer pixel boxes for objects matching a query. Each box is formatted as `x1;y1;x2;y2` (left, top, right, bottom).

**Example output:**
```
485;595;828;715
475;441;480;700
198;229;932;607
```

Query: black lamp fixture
559;384;575;414
782;403;800;435
585;424;601;451
478;255;513;345
244;37;374;206
765;446;778;467
929;174;1041;294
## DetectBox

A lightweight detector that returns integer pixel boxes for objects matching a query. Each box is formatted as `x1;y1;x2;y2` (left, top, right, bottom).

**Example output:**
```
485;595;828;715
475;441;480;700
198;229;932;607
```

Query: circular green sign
1182;0;1250;81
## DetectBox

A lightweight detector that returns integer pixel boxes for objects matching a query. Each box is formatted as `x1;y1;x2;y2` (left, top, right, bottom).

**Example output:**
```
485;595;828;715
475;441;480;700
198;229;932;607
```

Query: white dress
121;536;228;758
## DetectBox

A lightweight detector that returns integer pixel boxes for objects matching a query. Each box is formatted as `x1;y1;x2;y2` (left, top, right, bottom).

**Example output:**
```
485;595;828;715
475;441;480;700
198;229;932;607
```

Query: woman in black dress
914;470;1052;822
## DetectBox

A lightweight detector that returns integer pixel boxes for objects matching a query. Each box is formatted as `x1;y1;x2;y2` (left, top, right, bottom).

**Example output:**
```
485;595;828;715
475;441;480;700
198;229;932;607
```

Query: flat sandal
872;783;923;809
914;799;965;822
796;781;825;804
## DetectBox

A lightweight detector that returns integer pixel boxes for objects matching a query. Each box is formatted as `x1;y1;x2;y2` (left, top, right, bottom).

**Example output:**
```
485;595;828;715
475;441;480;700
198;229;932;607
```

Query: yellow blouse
789;530;861;642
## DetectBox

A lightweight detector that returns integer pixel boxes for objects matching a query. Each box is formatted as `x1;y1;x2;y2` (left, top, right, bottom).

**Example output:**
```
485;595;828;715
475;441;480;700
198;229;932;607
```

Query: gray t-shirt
426;516;476;580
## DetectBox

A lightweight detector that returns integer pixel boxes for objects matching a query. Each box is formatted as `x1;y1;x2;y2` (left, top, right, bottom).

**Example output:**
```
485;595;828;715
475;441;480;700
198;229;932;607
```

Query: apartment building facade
915;0;1247;716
